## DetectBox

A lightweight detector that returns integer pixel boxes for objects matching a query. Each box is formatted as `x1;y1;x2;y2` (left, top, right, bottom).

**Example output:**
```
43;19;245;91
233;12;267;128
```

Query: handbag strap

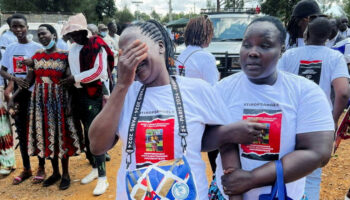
275;160;286;200
125;76;188;169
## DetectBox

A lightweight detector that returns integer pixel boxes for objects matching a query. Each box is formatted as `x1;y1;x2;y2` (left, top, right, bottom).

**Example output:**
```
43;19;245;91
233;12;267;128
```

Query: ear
280;44;286;55
158;41;165;55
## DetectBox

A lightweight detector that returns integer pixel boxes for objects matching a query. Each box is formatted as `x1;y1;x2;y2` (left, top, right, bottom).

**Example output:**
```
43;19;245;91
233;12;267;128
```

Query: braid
287;16;301;47
128;20;175;74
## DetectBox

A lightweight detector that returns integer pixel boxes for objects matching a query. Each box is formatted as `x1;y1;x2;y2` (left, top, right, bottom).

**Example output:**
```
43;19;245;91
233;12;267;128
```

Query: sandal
13;169;32;185
32;168;46;184
43;174;61;187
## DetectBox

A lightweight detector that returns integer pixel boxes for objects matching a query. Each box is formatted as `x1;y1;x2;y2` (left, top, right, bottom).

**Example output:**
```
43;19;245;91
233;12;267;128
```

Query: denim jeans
304;168;322;200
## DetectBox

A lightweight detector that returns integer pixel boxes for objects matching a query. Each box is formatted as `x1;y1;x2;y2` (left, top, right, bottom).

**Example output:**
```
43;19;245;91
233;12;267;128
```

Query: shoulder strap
125;77;188;169
177;49;202;76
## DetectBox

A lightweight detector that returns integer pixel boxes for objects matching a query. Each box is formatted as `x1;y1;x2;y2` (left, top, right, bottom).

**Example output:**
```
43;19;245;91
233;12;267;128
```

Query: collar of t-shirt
243;71;282;92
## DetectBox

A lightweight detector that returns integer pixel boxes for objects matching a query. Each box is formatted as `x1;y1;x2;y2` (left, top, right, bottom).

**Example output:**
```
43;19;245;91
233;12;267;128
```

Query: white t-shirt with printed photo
1;41;42;79
175;45;219;85
116;76;231;200
214;71;334;200
277;45;350;106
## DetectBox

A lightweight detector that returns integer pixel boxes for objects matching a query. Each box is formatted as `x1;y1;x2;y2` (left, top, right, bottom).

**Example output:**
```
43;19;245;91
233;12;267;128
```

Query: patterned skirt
0;106;15;168
27;83;83;159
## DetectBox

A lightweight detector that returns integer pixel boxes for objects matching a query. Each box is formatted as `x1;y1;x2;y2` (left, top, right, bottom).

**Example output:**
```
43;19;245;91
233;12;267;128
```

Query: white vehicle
176;9;261;78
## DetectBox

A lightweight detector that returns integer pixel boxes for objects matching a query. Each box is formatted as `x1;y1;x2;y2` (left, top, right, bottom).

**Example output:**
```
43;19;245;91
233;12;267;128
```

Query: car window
211;17;251;41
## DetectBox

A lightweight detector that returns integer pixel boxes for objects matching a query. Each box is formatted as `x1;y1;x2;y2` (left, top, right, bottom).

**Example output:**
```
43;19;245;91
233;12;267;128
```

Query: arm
332;77;350;124
220;144;243;200
221;130;333;195
89;40;148;155
74;49;107;84
0;66;30;89
201;119;267;152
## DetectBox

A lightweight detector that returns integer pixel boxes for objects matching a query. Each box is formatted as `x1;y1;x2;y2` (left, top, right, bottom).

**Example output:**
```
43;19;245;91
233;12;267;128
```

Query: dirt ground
1;140;350;200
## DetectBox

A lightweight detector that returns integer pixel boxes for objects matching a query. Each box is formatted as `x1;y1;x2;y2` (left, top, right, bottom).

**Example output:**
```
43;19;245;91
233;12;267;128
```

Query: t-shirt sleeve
1;47;11;72
200;82;231;125
296;79;334;134
331;52;350;81
200;53;219;85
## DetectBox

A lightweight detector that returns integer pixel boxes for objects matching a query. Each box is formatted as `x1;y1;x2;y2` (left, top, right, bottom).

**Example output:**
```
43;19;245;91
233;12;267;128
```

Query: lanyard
126;76;188;169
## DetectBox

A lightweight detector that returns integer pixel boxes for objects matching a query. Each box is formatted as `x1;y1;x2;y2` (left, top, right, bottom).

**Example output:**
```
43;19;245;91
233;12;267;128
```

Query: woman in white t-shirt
175;16;219;85
211;16;334;200
87;20;266;200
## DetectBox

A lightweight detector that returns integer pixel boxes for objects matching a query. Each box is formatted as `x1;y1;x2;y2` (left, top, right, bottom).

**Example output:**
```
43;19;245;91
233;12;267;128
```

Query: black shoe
59;177;70;190
43;174;61;187
105;153;111;162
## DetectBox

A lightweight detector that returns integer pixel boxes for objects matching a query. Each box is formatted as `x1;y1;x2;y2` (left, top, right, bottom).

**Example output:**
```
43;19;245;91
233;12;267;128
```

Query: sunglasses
307;14;329;22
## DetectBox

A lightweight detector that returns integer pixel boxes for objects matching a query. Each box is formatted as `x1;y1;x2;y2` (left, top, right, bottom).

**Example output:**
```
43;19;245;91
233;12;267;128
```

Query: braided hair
184;16;214;47
286;16;302;47
126;20;175;74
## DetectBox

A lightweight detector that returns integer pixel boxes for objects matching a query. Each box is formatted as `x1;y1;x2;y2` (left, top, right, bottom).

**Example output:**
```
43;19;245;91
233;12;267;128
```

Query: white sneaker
81;168;98;184
93;177;109;196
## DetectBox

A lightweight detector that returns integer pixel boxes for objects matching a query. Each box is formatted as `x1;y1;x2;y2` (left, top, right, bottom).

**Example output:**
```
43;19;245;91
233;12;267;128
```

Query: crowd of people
0;0;350;199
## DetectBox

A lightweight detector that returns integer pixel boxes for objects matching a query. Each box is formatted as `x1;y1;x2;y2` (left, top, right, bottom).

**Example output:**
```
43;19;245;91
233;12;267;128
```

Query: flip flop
32;175;45;184
13;170;32;185
32;168;46;184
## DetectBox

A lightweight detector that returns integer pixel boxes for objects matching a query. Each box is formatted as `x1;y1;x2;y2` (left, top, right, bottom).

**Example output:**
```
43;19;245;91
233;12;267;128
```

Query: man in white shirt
0;13;45;185
278;17;350;200
338;16;350;38
104;22;119;87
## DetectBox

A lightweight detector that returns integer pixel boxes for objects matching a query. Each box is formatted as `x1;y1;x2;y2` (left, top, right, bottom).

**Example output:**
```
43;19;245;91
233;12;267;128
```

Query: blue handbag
259;160;293;200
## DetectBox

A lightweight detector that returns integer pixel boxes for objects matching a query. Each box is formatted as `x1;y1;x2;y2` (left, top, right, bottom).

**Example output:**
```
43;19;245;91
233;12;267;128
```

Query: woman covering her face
88;20;267;199
209;16;334;200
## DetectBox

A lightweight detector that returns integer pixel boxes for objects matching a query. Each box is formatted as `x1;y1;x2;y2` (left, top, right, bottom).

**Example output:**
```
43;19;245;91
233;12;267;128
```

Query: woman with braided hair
88;19;267;199
286;0;322;49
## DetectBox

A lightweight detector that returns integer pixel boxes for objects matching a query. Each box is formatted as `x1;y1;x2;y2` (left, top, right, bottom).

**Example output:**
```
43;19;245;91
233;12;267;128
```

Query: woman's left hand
221;168;254;195
59;75;75;87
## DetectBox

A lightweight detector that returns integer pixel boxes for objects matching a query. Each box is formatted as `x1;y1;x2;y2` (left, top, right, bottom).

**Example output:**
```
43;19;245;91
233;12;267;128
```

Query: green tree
150;10;161;21
95;0;116;22
344;0;350;16
115;6;134;24
224;0;244;9
134;11;150;21
261;0;300;23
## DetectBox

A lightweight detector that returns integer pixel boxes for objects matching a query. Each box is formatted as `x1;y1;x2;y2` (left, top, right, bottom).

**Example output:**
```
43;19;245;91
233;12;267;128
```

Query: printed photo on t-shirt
12;55;27;74
298;60;322;84
135;114;175;168
241;109;282;161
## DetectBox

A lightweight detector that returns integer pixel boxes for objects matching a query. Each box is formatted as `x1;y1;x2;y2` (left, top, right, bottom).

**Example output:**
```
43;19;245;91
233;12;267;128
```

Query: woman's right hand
13;77;30;89
116;40;148;88
228;119;268;144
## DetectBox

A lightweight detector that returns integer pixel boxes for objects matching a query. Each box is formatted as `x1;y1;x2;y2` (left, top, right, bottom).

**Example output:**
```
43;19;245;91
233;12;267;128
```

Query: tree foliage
261;0;300;23
0;0;117;24
224;0;244;9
